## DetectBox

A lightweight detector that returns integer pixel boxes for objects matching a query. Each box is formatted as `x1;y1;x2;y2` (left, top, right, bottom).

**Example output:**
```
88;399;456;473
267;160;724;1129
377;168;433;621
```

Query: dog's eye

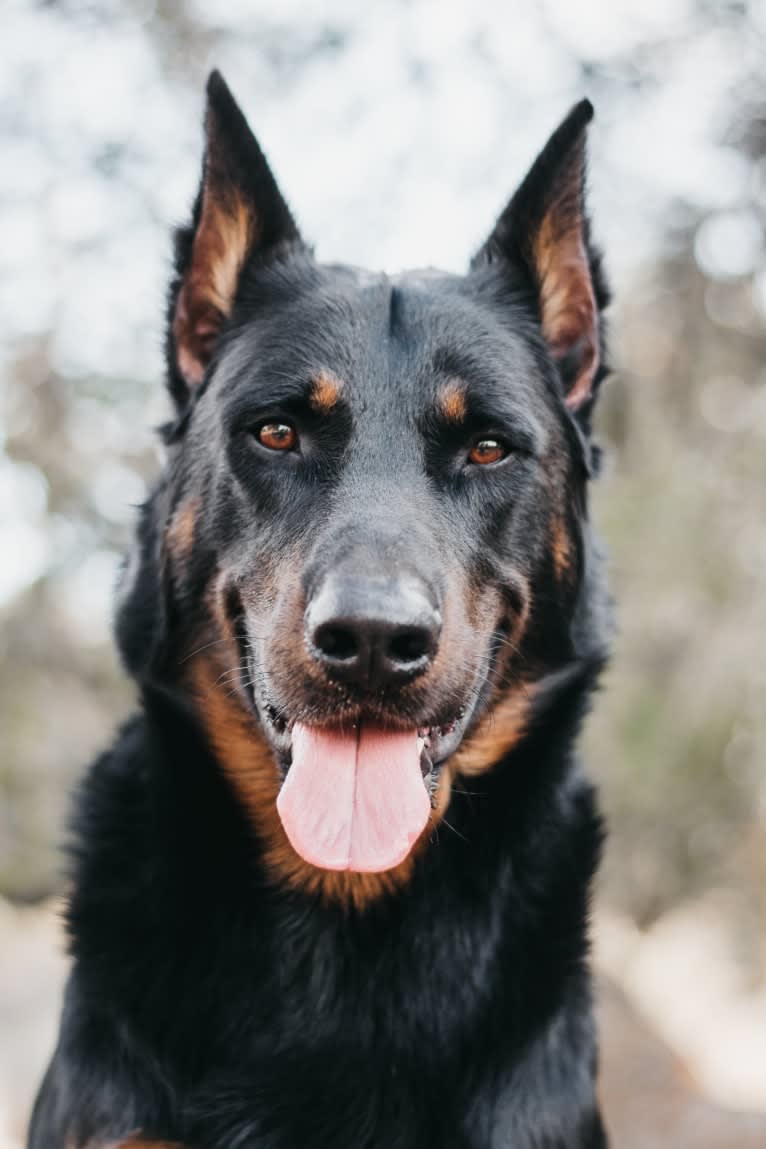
257;421;298;452
468;438;507;466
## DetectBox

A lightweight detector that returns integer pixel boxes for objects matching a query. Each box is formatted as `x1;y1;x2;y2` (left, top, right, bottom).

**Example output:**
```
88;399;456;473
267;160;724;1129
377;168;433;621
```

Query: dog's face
118;73;607;902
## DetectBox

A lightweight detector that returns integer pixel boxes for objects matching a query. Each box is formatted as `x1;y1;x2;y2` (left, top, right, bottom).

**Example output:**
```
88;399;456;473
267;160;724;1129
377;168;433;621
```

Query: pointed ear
168;70;301;405
474;100;606;414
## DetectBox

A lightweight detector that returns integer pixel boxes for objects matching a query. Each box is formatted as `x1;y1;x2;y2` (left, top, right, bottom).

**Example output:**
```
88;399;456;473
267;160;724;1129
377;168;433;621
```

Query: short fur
29;72;612;1148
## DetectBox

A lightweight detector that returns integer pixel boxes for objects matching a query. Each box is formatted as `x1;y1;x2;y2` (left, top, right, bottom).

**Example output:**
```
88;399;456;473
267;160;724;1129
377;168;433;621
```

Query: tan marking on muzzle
451;685;533;777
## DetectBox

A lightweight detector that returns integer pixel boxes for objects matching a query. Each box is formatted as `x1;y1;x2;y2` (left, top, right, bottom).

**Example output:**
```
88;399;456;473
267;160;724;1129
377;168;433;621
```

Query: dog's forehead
216;258;546;419
322;265;547;414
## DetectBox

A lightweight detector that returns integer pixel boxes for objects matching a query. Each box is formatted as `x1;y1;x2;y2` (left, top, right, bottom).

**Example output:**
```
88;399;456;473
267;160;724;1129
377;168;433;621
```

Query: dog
29;70;611;1148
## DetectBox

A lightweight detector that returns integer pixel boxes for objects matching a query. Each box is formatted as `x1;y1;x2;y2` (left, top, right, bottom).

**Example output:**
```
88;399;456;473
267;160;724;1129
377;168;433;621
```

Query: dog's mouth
227;606;491;875
261;701;467;782
227;633;480;872
253;701;473;875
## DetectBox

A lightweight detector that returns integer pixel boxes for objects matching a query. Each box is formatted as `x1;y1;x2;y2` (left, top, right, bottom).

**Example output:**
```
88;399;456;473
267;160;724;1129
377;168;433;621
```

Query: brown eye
468;438;507;466
257;421;298;452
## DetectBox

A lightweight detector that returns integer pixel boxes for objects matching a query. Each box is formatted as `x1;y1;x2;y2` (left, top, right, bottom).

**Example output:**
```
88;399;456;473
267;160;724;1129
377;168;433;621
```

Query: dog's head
117;72;609;904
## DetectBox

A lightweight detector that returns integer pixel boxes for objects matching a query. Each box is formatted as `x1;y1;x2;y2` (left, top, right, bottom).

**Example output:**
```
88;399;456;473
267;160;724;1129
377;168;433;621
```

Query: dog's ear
473;100;606;415
168;70;301;406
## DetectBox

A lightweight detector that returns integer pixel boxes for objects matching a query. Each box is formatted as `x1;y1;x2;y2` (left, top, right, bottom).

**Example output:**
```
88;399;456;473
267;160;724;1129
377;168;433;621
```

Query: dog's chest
171;900;514;1144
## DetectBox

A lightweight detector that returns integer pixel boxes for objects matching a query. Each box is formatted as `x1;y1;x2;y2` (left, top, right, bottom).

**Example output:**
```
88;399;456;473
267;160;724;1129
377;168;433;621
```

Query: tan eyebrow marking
309;370;344;413
437;379;468;424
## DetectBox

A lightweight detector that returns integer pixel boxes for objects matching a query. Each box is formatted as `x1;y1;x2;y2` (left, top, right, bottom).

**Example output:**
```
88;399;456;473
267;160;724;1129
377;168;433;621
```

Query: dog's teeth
420;749;434;779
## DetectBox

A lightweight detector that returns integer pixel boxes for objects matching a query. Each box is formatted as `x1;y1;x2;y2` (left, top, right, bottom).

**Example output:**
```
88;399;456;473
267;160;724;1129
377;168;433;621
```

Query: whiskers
439;815;469;843
178;635;235;665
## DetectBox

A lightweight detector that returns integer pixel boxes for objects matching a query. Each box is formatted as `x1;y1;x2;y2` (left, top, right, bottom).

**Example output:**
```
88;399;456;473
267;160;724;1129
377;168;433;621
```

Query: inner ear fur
173;176;255;389
476;100;605;413
169;70;300;401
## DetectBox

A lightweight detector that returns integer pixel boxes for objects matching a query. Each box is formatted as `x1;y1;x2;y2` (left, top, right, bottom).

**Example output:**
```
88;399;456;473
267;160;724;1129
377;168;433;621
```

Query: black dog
30;71;611;1148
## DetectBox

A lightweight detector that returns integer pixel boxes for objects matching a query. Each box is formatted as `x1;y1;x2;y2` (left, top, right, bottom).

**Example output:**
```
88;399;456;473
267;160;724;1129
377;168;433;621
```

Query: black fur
29;72;612;1148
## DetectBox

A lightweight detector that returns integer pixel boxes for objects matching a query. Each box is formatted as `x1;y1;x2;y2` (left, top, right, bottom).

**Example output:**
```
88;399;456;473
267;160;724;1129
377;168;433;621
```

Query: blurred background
1;0;765;1145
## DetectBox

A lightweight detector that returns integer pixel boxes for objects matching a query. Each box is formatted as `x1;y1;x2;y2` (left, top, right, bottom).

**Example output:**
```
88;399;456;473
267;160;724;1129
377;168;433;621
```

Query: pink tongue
276;723;431;873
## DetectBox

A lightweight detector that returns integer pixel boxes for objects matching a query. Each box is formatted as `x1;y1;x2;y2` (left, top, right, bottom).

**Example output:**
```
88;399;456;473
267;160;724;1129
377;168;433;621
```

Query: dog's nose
306;575;441;690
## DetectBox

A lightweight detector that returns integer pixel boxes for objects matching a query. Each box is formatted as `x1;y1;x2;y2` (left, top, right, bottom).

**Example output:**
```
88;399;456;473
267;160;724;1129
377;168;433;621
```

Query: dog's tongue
276;724;430;873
